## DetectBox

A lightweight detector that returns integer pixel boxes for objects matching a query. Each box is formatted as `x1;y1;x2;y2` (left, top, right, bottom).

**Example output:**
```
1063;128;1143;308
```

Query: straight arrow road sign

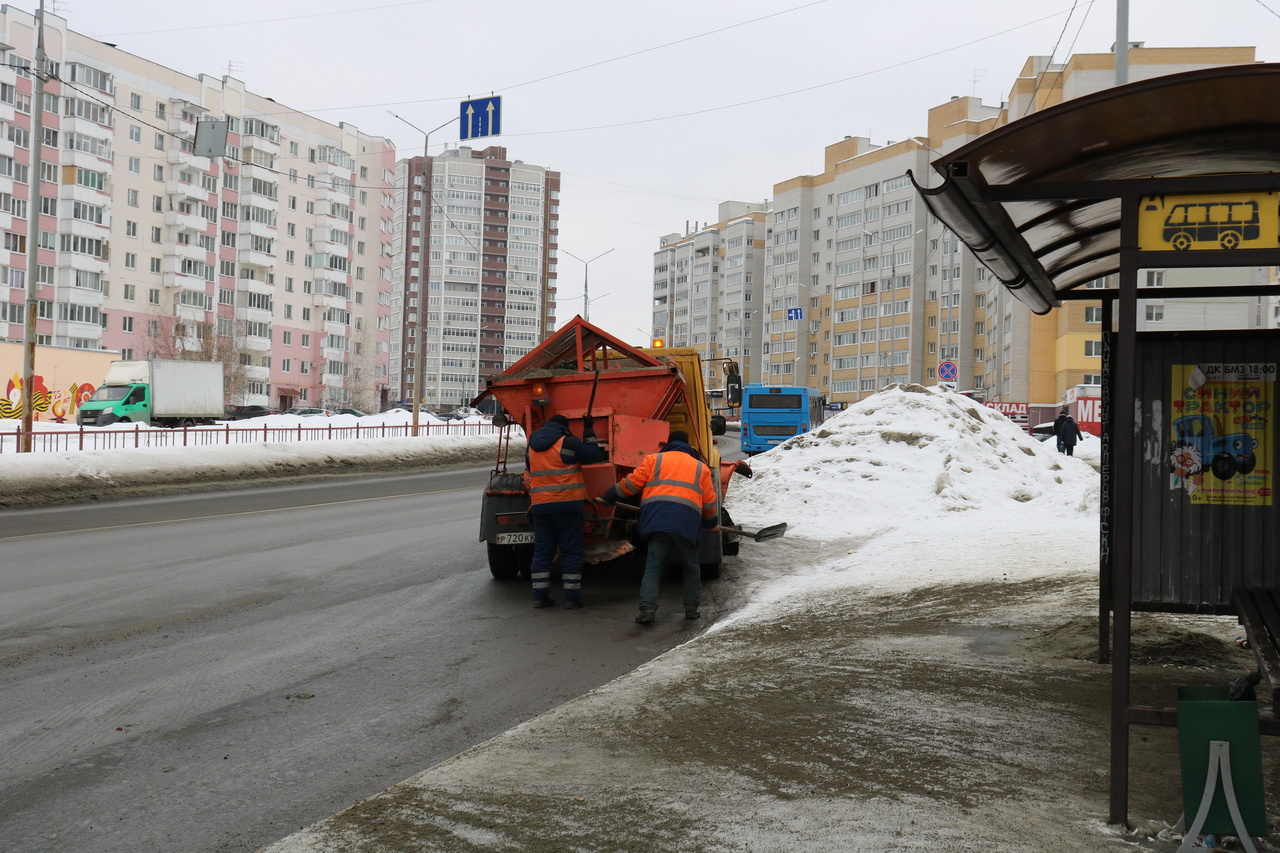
460;96;502;140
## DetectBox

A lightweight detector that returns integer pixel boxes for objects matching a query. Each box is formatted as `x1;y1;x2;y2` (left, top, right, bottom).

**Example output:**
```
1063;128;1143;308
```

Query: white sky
24;1;1280;344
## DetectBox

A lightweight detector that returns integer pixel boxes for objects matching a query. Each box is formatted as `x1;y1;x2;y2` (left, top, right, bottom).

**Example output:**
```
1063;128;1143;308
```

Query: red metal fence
1;420;502;454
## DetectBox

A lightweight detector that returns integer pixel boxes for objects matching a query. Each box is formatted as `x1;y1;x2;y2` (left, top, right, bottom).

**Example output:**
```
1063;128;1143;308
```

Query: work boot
565;600;584;610
685;606;701;620
635;609;656;625
533;598;557;609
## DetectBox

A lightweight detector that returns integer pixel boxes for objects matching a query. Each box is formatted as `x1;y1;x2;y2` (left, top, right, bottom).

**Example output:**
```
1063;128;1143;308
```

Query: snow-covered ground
10;386;1256;853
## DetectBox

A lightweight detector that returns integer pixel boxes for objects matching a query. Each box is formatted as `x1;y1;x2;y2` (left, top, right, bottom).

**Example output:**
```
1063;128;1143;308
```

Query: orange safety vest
527;436;589;506
617;450;718;523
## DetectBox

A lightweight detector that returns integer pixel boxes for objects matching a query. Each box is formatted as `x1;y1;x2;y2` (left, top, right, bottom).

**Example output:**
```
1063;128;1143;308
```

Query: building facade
658;44;1276;412
652;201;768;388
389;146;559;409
0;7;397;413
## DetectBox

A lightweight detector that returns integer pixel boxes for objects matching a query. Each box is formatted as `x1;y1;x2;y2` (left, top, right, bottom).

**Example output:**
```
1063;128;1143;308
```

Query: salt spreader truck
471;317;770;581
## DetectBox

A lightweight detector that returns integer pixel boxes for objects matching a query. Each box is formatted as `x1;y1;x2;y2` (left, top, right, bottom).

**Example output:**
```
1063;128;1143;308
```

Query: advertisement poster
1169;363;1273;505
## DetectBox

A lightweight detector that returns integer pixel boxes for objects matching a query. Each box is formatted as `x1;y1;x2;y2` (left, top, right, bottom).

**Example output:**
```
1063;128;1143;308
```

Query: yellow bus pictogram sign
1138;192;1279;252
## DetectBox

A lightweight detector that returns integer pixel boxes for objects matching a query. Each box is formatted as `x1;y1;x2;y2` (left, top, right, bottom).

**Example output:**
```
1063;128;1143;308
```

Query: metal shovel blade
715;522;788;543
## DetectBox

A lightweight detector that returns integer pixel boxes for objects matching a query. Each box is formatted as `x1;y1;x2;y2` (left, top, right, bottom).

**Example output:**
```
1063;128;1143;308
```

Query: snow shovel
604;500;787;543
716;520;788;542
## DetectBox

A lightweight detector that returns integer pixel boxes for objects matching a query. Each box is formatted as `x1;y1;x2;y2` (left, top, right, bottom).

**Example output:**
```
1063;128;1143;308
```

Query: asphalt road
0;467;715;853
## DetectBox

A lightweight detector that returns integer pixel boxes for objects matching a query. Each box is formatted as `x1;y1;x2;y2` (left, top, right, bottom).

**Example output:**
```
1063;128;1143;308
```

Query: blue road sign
938;360;958;382
460;96;502;140
787;307;803;321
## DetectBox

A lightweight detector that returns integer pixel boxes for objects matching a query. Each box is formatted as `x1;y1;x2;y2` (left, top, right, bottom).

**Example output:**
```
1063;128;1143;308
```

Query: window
1085;340;1103;357
1145;304;1164;322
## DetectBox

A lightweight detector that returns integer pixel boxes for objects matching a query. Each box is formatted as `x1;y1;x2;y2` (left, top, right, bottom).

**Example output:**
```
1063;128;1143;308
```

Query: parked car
333;408;367;417
284;406;333;417
225;405;280;420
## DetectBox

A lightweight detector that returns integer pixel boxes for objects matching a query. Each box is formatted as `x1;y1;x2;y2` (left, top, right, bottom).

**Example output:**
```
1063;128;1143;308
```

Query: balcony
165;208;206;233
245;335;272;353
321;372;346;388
236;277;273;296
236;217;276;241
167;179;208;203
243;364;270;382
323;320;347;337
168;241;207;264
162;269;209;292
237;247;275;269
234;305;272;325
312;292;347;310
166;147;211;171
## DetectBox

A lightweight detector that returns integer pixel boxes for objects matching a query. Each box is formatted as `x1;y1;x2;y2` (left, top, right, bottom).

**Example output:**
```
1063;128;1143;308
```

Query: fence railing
1;420;503;454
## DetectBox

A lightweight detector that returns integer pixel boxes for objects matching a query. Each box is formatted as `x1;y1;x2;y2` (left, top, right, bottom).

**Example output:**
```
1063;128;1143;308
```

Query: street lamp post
863;228;923;395
562;248;614;323
389;111;458;435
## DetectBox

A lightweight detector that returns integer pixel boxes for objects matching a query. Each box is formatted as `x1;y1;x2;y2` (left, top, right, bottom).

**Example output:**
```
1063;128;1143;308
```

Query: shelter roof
913;63;1280;314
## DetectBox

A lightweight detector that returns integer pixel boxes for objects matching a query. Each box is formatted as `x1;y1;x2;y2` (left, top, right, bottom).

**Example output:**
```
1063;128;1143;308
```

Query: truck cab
77;382;149;427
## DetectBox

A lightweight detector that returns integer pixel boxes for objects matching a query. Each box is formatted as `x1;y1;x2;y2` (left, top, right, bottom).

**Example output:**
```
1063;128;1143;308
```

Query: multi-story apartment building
389;146;559;409
986;45;1268;408
660;44;1273;411
652;201;767;387
0;8;396;412
762;96;999;404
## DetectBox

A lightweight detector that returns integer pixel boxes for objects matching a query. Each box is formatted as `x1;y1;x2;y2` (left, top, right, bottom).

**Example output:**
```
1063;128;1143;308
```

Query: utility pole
389;111;457;436
20;0;46;452
562;248;613;323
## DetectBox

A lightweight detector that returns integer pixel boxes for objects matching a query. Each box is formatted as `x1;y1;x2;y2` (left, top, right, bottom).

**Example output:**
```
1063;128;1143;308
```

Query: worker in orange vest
526;413;600;609
597;430;718;624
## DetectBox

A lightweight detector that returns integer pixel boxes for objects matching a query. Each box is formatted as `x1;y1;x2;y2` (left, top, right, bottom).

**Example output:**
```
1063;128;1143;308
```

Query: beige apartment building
660;44;1275;412
0;7;397;413
389;146;559;409
652;201;768;388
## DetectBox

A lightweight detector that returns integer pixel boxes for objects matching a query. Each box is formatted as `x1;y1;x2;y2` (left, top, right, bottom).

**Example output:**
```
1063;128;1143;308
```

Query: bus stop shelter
912;63;1280;826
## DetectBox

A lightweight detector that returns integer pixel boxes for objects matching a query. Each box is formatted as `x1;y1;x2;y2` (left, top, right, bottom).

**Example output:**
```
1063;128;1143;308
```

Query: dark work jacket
526;421;600;515
603;440;718;546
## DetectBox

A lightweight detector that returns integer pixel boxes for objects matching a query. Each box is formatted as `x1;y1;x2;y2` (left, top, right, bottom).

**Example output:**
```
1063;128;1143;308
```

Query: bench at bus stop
1234;587;1280;717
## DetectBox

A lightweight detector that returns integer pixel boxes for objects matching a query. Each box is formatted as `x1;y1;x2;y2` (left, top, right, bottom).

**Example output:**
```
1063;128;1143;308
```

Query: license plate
495;531;535;545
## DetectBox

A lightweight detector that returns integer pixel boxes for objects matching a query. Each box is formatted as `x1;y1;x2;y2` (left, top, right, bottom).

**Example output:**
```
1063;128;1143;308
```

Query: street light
389;111;458;435
862;228;923;395
562;248;614;323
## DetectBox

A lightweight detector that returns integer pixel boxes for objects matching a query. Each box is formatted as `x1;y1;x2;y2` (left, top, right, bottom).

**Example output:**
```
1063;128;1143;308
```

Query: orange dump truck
470;316;752;581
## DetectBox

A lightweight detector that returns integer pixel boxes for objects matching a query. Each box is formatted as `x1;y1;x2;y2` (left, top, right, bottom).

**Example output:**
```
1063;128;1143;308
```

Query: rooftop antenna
225;60;244;77
970;68;986;96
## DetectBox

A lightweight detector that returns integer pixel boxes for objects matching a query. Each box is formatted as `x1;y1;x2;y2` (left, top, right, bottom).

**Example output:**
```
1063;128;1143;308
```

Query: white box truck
76;360;225;428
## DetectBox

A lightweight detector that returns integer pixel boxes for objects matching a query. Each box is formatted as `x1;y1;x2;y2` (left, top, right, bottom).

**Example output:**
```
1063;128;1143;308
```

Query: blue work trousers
530;507;583;603
639;531;701;613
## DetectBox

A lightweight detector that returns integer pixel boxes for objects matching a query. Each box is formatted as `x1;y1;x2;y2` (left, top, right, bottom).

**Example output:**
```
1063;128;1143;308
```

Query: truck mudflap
481;472;534;579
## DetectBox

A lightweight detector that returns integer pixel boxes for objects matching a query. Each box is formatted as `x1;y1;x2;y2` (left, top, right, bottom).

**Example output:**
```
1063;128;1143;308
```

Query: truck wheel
720;508;740;557
487;542;533;580
700;557;722;581
1211;452;1236;480
1240;453;1257;476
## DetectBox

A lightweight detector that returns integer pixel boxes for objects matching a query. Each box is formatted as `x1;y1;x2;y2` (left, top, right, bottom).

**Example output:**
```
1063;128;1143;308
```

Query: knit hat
668;429;689;444
548;414;570;427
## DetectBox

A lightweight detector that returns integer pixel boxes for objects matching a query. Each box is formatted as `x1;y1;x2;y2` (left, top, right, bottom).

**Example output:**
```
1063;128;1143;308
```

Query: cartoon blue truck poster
1169;363;1273;506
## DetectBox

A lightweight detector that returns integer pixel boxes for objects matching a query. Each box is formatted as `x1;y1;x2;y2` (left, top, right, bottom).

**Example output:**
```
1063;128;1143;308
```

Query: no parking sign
938;361;958;382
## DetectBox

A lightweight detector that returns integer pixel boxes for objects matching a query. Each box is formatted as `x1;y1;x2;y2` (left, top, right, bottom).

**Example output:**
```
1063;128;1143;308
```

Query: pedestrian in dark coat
1053;410;1070;453
1058;414;1084;456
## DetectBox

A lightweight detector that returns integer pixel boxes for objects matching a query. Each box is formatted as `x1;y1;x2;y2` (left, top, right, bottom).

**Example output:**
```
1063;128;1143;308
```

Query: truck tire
487;542;533;580
720;508;740;557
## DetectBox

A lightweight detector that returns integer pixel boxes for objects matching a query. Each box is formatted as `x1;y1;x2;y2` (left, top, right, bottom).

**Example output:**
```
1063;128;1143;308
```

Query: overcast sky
43;0;1280;344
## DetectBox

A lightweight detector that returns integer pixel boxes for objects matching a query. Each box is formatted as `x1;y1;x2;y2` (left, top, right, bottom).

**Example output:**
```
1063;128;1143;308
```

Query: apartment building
986;45;1269;408
652;201;767;387
659;44;1274;411
0;7;396;412
389;146;559;409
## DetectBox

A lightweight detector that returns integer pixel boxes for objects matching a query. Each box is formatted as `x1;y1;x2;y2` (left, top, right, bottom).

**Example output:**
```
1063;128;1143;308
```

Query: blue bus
740;385;823;454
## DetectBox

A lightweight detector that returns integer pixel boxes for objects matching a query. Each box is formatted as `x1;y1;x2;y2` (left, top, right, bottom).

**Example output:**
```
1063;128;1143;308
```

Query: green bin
1177;685;1267;837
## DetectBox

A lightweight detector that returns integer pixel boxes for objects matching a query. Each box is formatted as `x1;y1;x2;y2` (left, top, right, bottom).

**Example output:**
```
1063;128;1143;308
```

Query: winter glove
701;516;720;530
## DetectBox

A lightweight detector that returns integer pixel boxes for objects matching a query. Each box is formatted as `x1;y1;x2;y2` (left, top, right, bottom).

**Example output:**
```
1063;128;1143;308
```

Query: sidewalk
258;517;1277;853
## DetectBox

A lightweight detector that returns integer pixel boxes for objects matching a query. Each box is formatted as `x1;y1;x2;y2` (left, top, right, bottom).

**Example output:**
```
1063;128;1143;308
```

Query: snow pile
727;384;1099;542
